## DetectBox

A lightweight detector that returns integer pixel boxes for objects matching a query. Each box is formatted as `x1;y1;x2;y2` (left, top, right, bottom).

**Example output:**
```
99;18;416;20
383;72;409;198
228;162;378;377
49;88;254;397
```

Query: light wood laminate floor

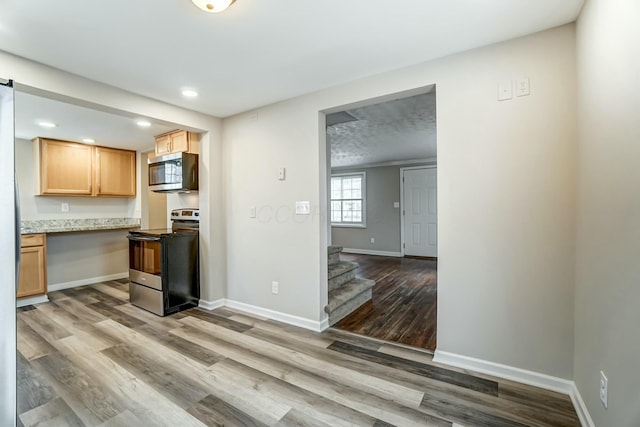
17;280;580;426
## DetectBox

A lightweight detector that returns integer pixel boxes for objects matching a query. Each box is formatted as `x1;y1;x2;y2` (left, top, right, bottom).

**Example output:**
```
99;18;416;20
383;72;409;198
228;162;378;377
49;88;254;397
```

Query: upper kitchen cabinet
34;137;136;197
36;138;93;195
154;130;199;156
95;146;136;197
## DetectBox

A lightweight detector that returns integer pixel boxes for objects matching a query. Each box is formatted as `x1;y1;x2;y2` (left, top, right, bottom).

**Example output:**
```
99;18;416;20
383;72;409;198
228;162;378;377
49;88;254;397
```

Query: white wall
224;24;577;378
1;50;224;302
574;0;640;425
47;230;129;286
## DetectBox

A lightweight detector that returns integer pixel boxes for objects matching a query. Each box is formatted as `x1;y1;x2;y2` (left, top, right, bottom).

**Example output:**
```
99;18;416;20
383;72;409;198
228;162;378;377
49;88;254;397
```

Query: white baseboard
16;294;49;308
341;248;403;257
570;382;596;427
48;272;129;292
196;298;325;332
433;350;573;394
433;350;594;427
198;298;226;310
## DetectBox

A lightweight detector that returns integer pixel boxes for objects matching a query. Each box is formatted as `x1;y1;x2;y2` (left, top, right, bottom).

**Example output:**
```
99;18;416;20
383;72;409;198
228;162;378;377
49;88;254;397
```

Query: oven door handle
127;235;162;242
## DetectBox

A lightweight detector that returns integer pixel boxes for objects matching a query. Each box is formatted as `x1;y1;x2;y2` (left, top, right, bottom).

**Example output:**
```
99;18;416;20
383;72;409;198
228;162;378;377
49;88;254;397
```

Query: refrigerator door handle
15;176;20;291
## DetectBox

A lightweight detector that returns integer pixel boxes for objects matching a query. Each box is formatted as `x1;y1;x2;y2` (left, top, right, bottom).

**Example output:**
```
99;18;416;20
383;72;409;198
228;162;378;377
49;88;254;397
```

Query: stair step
327;278;375;325
328;251;341;266
328;261;358;280
328;246;343;255
328;261;358;290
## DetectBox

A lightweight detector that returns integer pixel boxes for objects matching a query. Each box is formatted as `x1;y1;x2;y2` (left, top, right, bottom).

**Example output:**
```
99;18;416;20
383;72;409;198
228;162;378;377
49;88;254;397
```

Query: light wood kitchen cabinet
17;234;47;298
34;138;136;197
154;130;199;156
95;146;136;197
37;138;94;195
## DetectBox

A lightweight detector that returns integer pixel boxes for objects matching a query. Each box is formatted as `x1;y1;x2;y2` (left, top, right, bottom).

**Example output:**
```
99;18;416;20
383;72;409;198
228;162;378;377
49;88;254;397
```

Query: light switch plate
498;80;513;101
393;202;400;208
295;201;310;215
278;167;286;181
249;206;256;218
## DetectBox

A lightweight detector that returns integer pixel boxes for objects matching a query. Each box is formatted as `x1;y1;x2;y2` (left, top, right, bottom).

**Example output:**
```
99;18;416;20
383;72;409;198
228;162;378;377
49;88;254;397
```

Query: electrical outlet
517;77;530;97
61;202;69;212
370;237;375;243
271;281;279;295
600;371;608;408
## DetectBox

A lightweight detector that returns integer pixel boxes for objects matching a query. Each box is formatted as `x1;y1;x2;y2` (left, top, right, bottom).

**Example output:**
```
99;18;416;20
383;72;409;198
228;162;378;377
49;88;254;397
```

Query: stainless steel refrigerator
0;80;17;426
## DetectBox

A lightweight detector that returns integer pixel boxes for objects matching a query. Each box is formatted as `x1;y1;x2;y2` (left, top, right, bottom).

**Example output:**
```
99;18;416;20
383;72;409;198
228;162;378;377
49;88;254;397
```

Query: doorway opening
324;86;438;351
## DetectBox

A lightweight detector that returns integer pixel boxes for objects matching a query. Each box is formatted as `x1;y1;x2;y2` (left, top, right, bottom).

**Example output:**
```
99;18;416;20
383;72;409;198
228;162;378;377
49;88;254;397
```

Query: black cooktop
130;228;197;237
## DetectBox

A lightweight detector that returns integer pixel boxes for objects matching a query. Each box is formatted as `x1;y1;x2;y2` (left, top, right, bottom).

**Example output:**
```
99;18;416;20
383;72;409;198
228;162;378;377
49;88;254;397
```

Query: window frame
330;172;366;228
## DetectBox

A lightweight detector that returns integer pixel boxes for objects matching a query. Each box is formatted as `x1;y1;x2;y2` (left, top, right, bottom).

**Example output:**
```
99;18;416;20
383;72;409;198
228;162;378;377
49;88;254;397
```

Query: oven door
128;234;162;291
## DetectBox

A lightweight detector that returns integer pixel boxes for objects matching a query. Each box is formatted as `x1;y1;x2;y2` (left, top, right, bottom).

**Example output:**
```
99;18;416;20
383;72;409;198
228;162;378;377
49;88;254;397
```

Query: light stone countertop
21;218;141;234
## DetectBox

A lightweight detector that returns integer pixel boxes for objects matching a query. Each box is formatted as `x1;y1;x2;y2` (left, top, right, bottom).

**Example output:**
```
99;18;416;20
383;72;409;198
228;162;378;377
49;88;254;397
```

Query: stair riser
328;252;341;265
328;269;356;291
328;288;372;326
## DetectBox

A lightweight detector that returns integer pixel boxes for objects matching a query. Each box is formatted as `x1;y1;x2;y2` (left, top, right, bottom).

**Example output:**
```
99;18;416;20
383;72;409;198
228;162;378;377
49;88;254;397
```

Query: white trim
16;294;49;308
570;383;596;427
331;158;437;171
434;350;595;427
330;171;366;227
319;317;330;331
433;349;574;394
198;298;226;310
198;298;330;332
341;248;403;257
48;272;128;292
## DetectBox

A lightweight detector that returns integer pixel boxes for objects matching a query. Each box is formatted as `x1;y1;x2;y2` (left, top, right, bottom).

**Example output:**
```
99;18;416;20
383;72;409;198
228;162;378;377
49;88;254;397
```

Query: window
331;172;366;227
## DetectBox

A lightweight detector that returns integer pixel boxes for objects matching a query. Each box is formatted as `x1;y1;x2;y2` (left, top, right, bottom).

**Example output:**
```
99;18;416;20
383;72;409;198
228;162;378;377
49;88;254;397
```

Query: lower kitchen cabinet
17;234;47;298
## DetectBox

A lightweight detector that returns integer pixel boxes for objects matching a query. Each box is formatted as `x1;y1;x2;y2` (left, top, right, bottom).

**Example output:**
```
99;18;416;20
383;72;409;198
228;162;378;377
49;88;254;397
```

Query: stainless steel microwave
148;152;198;192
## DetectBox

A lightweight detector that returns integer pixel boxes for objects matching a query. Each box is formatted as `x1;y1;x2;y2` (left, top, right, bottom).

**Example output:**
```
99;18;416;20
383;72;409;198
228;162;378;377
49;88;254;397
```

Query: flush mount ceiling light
38;121;56;128
136;120;151;128
82;138;95;143
182;89;199;98
191;0;236;14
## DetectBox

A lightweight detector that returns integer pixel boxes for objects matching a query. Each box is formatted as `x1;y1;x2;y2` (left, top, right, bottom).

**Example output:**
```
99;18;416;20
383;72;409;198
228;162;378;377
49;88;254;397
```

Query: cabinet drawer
21;233;45;248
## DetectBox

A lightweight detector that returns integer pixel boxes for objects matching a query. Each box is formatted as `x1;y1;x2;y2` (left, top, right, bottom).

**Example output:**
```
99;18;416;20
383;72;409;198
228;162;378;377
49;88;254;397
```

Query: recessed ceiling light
191;0;236;14
82;138;95;144
182;89;199;98
38;121;56;128
136;120;151;128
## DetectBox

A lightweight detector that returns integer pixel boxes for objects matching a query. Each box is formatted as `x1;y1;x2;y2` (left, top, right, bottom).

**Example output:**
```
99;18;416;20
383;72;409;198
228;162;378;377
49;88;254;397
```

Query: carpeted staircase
325;246;375;325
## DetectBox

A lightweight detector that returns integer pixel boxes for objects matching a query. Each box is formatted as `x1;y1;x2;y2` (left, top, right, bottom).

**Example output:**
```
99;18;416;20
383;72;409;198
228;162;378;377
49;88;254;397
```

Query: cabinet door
39;139;93;195
17;246;46;298
169;131;190;153
95;147;136;197
155;134;172;156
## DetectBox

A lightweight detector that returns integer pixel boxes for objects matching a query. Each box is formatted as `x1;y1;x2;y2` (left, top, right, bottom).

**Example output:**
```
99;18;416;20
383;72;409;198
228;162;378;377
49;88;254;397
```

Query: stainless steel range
127;209;199;315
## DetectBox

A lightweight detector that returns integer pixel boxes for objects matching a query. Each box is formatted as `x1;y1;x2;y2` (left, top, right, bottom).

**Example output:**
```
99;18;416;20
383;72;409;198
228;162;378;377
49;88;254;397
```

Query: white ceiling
14;92;176;152
328;92;436;168
0;0;584;118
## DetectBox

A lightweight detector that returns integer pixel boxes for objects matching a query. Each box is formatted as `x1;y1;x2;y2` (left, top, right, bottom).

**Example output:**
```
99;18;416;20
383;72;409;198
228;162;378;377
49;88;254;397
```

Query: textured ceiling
328;93;436;168
0;0;584;117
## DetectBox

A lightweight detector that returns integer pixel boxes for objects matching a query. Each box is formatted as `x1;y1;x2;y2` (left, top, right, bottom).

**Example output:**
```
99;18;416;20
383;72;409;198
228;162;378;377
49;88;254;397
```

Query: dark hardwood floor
16;280;580;426
335;253;438;351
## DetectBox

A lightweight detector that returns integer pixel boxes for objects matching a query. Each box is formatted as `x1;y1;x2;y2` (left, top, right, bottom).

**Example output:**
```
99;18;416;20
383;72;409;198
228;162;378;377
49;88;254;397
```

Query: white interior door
403;167;437;257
